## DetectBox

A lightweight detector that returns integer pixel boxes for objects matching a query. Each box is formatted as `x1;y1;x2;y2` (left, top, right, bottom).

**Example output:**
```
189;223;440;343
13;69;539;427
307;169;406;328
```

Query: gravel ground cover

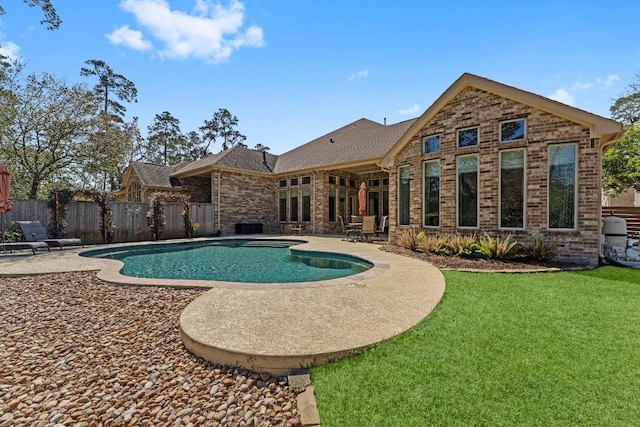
0;271;300;427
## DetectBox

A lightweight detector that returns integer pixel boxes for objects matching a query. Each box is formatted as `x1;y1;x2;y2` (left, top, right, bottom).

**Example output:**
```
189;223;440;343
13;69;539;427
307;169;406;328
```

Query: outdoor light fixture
330;138;335;143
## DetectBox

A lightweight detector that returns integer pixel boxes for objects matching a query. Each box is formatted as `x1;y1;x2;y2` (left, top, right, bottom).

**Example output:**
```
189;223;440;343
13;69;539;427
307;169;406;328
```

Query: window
500;149;525;229
129;181;141;202
339;189;346;219
301;176;311;185
290;189;299;222
398;166;410;226
329;176;336;184
500;119;526;142
423;135;441;154
278;179;287;188
457;155;478;227
368;191;379;216
350;179;356;188
339;177;346;186
549;144;576;229
424;160;440;227
302;189;311;221
290;177;298;186
382;178;389;186
278;191;287;222
457;126;479;148
328;189;336;222
368;179;380;187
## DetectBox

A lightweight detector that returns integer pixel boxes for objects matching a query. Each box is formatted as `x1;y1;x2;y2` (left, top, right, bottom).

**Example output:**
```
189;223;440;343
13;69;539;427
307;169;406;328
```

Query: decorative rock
0;272;301;426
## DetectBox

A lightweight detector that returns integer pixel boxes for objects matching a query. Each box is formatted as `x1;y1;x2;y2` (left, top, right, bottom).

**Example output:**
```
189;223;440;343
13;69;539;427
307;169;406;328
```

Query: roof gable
124;161;180;189
380;73;626;167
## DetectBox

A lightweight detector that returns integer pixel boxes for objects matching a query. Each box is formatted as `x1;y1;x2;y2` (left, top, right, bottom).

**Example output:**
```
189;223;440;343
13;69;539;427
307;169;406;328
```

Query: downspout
311;171;316;234
217;170;221;233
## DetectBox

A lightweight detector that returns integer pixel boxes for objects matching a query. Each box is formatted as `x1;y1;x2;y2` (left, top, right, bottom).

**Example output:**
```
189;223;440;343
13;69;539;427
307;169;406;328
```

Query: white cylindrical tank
603;215;627;236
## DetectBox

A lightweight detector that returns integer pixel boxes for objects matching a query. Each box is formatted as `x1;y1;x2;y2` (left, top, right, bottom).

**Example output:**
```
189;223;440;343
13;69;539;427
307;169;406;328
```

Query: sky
1;0;639;155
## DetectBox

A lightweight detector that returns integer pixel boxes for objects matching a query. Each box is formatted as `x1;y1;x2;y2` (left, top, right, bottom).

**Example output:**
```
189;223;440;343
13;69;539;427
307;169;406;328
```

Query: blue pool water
81;239;372;283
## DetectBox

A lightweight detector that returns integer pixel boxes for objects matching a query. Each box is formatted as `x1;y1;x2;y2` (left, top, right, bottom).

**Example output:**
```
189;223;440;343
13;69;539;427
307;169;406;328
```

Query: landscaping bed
380;244;586;271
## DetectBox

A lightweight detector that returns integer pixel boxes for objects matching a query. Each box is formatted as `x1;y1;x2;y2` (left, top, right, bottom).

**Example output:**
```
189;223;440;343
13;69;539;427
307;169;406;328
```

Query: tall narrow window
339;189;346;219
424;160;440;227
302;189;311;222
398;166;410;226
457;155;478;227
549;144;576;229
278;191;287;222
328;189;336;222
500;149;525;229
368;191;379;216
290;189;299;222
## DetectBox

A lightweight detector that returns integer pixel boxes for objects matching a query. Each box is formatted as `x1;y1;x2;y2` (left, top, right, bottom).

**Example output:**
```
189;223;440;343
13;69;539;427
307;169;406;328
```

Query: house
381;73;626;264
117;73;627;264
114;161;188;202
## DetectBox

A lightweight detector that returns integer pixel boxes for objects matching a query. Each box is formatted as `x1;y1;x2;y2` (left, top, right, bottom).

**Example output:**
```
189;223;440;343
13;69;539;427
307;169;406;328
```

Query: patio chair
346;215;363;242
15;220;83;250
375;215;388;240
360;216;376;241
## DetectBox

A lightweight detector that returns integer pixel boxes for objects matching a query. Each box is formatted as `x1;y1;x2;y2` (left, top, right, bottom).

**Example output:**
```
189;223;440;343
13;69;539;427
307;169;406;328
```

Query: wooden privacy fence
2;200;215;245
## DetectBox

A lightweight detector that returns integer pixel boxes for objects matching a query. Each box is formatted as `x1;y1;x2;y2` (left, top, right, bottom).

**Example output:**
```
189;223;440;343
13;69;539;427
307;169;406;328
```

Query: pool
81;239;372;283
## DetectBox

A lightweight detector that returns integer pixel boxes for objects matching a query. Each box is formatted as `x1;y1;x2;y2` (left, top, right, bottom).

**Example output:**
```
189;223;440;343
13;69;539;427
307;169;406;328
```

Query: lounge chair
15;220;83;250
0;241;49;255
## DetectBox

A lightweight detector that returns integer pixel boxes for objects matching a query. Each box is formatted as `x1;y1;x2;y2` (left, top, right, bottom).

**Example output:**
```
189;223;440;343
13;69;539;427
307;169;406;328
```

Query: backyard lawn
311;266;640;426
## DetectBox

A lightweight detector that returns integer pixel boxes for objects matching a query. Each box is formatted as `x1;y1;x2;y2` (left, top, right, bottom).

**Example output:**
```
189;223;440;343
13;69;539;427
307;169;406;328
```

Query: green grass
310;266;640;426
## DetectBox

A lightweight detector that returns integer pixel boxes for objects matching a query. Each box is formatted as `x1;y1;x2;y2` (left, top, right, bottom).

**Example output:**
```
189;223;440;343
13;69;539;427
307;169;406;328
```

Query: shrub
526;235;560;261
398;229;418;251
417;234;451;255
474;233;519;259
448;233;478;257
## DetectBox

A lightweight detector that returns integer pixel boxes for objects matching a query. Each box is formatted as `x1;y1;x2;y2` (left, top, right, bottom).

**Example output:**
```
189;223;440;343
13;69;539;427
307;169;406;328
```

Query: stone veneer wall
211;170;277;235
388;86;602;264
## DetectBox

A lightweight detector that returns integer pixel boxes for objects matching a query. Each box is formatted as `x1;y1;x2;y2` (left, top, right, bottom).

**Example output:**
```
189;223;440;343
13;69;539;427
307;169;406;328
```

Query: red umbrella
0;163;12;245
0;163;11;214
358;181;367;215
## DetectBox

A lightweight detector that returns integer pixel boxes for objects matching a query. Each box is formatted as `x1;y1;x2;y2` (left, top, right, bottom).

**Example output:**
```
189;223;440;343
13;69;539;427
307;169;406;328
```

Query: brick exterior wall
210;171;277;235
180;176;211;203
388;86;602;265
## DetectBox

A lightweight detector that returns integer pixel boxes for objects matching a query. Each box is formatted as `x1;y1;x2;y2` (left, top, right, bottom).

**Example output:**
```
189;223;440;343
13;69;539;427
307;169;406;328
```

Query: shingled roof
173;145;278;177
128;161;187;188
272;118;416;174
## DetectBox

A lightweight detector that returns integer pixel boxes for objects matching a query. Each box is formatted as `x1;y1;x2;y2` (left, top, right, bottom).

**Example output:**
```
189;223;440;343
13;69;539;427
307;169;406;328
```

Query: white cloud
398;104;421;115
596;74;620;88
0;41;20;60
549;88;575;106
112;0;265;63
349;69;368;81
570;80;593;91
106;25;152;51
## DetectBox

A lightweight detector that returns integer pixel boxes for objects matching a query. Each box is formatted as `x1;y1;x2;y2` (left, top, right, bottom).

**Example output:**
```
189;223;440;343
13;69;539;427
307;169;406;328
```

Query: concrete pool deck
0;236;445;375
